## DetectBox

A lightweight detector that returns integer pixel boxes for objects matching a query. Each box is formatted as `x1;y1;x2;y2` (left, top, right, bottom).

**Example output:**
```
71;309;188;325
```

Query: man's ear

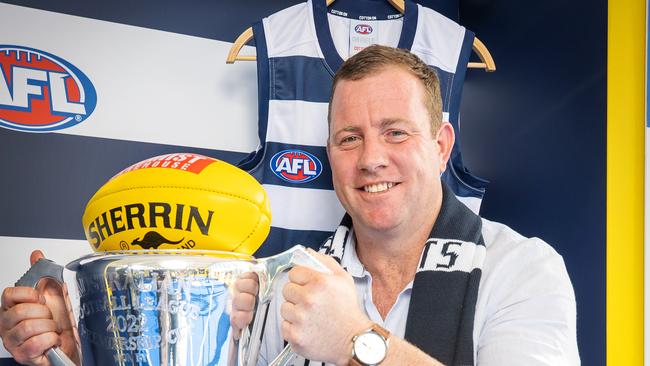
436;122;455;174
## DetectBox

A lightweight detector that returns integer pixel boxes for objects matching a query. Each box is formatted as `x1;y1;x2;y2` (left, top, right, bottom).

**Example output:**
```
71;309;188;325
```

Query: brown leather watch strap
349;323;391;366
371;323;390;340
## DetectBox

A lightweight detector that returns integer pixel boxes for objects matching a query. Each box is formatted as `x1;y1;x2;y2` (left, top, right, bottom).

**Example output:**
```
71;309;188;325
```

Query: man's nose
357;138;388;172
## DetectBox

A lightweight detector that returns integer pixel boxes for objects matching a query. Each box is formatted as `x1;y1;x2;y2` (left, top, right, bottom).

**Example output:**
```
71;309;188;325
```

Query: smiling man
232;45;580;366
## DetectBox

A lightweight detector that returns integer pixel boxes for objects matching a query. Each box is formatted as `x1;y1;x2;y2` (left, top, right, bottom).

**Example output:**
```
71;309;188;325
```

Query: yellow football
82;153;271;254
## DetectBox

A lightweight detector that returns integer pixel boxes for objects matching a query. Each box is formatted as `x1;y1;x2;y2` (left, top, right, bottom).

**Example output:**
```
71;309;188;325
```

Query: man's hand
281;251;372;366
230;271;259;340
0;251;79;366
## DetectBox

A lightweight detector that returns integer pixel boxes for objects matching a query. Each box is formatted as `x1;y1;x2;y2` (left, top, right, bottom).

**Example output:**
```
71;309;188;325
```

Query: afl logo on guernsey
0;45;97;132
270;149;322;183
354;24;373;34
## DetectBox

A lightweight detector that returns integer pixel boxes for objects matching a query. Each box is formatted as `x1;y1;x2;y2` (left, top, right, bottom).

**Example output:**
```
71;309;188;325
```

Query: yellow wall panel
607;0;645;364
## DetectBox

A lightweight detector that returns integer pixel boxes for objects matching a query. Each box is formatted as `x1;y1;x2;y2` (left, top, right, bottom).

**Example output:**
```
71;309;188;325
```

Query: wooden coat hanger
226;0;496;71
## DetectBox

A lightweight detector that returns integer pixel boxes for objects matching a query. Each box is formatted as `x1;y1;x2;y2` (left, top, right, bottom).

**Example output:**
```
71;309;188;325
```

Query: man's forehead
331;68;425;107
328;66;432;133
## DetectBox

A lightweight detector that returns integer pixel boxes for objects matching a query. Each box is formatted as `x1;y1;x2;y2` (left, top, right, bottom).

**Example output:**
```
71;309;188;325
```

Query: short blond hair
328;45;443;134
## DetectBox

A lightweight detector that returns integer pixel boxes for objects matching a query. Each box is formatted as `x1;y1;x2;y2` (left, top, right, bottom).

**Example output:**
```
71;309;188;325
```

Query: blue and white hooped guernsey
239;0;488;256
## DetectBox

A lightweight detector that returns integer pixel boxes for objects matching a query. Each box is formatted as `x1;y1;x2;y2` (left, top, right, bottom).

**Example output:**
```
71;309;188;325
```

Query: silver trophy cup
16;245;328;366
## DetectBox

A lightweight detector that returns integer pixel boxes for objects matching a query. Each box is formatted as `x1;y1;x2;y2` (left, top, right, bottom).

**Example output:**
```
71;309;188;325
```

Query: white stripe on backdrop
0;3;260;152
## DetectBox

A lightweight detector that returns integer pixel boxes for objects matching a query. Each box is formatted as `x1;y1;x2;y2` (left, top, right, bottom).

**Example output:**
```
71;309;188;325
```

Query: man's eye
386;130;408;141
340;135;360;145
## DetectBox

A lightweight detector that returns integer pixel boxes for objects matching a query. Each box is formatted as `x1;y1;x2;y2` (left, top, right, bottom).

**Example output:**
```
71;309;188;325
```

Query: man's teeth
363;182;395;193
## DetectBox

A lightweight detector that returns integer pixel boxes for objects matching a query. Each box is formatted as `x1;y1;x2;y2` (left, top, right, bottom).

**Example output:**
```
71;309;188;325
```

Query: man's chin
352;210;402;233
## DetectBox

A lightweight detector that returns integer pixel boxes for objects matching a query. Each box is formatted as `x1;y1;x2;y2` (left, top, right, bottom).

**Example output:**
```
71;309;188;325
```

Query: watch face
354;331;387;365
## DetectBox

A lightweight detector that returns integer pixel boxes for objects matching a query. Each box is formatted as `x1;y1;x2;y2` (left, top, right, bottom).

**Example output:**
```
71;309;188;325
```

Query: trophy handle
238;245;331;366
15;259;77;366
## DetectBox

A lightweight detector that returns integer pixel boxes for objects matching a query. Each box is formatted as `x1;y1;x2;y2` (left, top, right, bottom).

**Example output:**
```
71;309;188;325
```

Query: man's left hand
281;251;372;366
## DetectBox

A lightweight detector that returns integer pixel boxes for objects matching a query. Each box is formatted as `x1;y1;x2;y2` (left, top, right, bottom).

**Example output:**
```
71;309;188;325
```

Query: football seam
236;213;265;249
89;185;268;213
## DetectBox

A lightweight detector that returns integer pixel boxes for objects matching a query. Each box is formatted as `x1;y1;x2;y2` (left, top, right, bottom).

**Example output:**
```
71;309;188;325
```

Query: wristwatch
349;323;390;366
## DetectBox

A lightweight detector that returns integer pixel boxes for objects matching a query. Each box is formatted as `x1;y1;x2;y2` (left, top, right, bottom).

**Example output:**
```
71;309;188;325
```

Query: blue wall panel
460;1;606;365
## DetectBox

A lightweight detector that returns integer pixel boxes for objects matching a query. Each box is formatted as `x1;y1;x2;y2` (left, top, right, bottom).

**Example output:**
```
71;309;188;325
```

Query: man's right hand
0;251;78;366
230;271;259;339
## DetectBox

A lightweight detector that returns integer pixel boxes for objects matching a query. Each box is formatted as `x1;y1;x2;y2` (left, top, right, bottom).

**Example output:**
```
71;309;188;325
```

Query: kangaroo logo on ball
131;231;183;250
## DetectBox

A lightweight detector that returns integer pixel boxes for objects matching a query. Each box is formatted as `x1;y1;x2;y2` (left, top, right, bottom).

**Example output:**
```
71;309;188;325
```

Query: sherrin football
82;153;271;254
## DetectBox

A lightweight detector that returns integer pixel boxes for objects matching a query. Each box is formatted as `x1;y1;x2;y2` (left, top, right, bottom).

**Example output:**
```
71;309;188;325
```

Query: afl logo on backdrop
270;149;322;183
0;45;97;132
354;24;373;34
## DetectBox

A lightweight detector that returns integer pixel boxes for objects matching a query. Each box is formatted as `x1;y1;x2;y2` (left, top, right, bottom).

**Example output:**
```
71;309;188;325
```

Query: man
231;45;579;365
1;45;579;365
